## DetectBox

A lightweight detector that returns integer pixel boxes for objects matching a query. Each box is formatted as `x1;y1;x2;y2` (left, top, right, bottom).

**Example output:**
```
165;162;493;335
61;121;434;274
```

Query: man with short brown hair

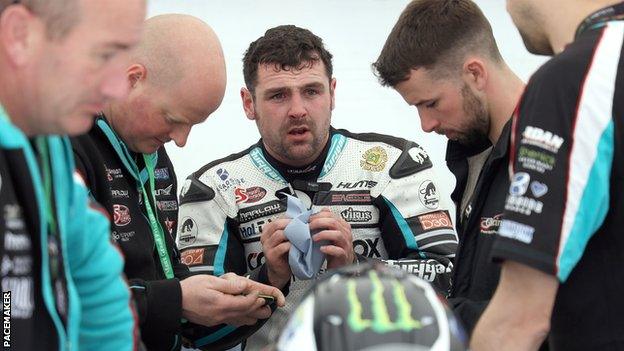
178;24;458;350
374;0;525;334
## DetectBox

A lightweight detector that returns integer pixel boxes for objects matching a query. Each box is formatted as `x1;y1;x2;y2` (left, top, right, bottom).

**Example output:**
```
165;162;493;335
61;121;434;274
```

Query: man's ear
462;58;488;91
330;78;337;111
241;87;256;120
127;63;147;88
0;5;44;67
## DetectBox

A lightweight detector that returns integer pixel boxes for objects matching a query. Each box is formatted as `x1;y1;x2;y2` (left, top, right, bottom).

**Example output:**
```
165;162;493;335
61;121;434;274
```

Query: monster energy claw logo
347;271;426;333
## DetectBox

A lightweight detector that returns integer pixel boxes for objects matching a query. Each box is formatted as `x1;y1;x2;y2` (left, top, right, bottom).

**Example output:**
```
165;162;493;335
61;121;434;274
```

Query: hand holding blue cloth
283;194;326;280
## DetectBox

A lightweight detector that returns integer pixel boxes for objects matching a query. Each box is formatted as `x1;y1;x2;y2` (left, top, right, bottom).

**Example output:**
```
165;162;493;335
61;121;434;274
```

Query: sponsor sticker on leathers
418;211;452;231
360;146;388;172
181;248;205;266
418;180;439;209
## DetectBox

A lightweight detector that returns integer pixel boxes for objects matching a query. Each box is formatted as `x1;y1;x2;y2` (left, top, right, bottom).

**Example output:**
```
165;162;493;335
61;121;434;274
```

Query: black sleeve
446;297;489;335
491;35;614;282
129;278;183;336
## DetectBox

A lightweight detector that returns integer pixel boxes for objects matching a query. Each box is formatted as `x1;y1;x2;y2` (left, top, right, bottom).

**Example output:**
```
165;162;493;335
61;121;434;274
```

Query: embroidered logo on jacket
360;146;388;172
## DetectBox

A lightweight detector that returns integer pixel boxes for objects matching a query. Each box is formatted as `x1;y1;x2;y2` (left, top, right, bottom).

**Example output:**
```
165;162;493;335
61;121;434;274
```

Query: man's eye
270;93;285;100
305;89;319;96
426;100;438;108
98;51;116;62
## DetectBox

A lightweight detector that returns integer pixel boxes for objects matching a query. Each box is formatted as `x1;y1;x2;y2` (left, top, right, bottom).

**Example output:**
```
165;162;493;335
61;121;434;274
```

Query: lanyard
575;2;624;38
97;118;174;279
34;137;58;238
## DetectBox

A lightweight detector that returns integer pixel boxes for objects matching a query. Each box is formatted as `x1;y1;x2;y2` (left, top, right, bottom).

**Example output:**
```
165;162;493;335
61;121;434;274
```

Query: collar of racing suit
258;127;334;184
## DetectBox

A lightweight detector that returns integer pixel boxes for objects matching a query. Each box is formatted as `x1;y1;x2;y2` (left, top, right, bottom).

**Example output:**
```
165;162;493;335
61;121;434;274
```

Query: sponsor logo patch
353;238;382;258
111;189;129;198
418;211;452;231
178;217;198;245
217;177;245;192
214;168;247;192
106;167;123;181
4;232;31;251
360;146;388;172
409;144;430;164
505;195;543;216
4;205;25;230
164;217;176;235
336;180;378;189
155;184;173;197
509;172;531;196
216;168;229;181
418;180;439;209
1;255;33;276
235;186;267;204
2;276;34;318
113;204;131;226
521;126;564;153
247;252;266;270
340;207;373;223
386;260;451;282
286;164;317;175
518;146;556;173
181;248;205;266
331;192;371;204
498;220;535;244
154;168;170;180
111;230;135;242
480;214;503;235
239;218;272;239
156;200;178;212
238;201;285;223
530;181;548;198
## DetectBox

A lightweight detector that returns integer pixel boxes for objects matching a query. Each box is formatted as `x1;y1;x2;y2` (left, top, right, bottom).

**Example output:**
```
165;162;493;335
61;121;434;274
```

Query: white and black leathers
177;128;458;349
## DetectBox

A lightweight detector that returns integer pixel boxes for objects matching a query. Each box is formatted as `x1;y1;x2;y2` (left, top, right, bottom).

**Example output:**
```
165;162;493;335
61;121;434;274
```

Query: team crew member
373;0;525;334
0;0;145;350
472;1;624;350
176;25;458;350
71;14;285;351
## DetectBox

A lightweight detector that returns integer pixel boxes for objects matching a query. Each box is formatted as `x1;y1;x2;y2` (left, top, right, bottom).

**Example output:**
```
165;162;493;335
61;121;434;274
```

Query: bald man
71;14;285;351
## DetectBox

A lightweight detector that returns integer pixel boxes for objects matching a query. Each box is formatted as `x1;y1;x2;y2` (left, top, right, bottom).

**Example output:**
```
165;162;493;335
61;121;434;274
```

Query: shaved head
134;14;226;102
106;14;227;153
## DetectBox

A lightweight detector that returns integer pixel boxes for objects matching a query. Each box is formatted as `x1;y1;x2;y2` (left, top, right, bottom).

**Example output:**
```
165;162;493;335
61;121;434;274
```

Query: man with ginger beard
71;14;285;351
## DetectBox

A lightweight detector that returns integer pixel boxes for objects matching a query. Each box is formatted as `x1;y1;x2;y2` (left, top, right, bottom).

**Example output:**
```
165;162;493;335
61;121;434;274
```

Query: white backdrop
149;0;548;198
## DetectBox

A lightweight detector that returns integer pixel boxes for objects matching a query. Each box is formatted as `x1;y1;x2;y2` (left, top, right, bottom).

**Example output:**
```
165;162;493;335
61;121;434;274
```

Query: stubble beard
456;84;490;147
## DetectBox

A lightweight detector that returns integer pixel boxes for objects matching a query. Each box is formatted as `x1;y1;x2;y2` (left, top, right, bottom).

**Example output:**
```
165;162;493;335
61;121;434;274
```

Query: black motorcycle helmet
275;262;467;351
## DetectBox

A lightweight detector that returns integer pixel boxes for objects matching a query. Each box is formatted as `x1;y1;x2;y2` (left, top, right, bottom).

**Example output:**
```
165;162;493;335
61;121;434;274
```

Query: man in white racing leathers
176;25;459;350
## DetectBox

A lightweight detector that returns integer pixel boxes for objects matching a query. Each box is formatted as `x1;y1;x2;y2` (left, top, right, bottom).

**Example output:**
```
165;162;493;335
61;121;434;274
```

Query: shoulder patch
179;177;216;205
390;142;433;179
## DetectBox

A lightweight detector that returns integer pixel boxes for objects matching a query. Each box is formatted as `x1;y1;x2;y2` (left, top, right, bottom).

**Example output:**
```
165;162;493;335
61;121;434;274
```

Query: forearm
470;261;555;351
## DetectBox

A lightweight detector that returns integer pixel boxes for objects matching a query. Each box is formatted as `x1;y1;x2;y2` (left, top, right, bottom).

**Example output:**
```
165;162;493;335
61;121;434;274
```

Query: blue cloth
283;195;326;279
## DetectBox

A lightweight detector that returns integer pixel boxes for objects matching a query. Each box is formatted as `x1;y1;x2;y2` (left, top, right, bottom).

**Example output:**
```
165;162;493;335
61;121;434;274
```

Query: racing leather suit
177;128;458;349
